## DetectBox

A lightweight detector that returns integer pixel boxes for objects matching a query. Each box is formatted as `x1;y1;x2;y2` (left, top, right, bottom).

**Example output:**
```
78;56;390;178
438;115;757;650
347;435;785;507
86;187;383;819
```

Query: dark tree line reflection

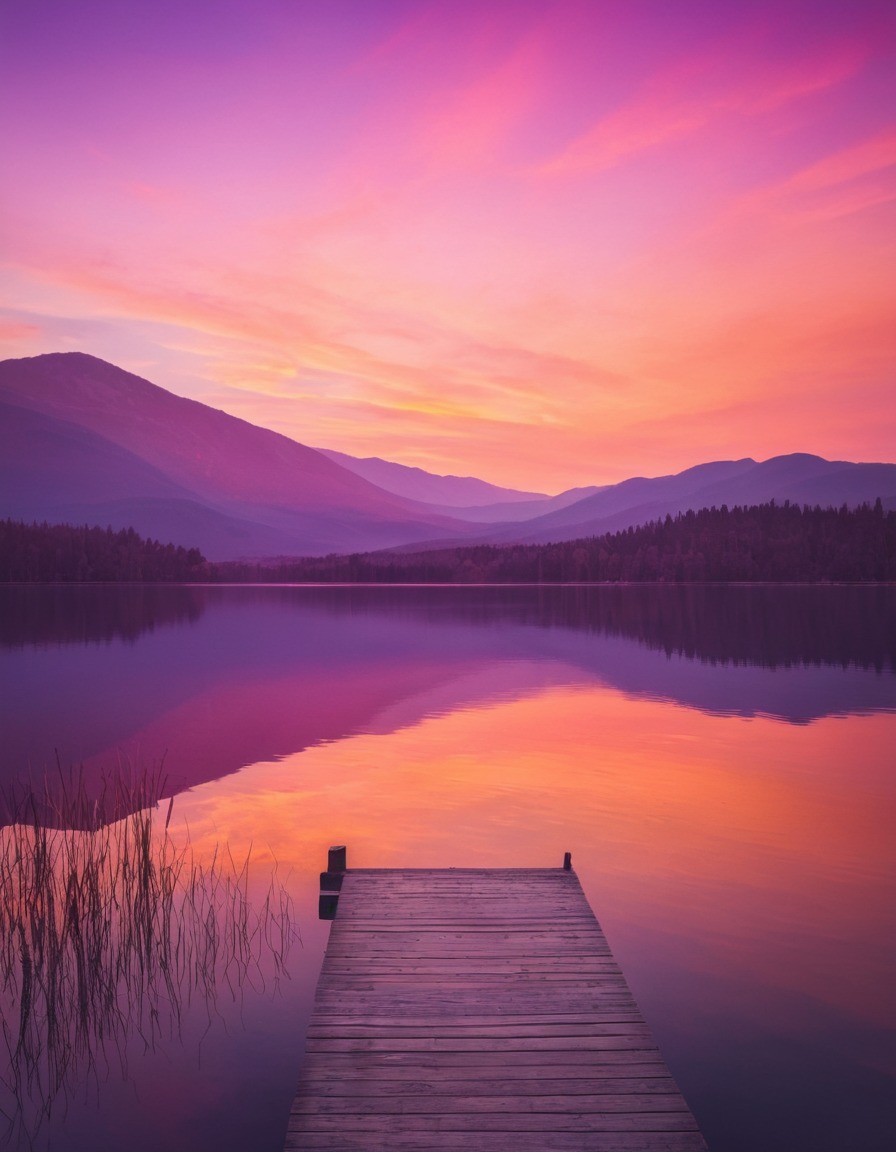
1;583;893;672
0;584;204;648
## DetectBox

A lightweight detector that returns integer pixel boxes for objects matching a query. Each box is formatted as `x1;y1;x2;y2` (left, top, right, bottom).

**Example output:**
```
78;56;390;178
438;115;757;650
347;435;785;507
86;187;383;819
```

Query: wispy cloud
2;2;893;486
743;129;896;222
417;34;544;171
0;315;41;345
538;41;866;177
19;241;621;429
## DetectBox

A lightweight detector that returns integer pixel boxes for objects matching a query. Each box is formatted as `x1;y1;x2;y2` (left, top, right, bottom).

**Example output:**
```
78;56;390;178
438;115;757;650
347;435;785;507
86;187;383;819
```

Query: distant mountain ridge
485;453;896;547
317;447;548;507
0;353;481;559
317;447;611;523
1;351;894;561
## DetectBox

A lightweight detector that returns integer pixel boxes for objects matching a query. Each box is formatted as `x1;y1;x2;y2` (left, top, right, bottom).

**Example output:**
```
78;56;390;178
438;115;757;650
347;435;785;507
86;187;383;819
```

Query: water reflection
0;585;893;1150
173;687;895;1152
2;583;894;670
0;584;203;648
1;586;893;817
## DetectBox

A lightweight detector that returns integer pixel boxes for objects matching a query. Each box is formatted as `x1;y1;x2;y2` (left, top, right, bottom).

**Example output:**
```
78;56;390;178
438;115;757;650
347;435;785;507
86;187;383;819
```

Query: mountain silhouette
475;454;896;547
2;352;893;560
317;447;549;508
0;353;479;558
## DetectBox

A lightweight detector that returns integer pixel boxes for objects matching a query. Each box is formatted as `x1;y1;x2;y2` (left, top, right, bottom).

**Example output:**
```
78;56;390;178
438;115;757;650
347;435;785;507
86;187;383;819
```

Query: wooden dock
286;852;708;1150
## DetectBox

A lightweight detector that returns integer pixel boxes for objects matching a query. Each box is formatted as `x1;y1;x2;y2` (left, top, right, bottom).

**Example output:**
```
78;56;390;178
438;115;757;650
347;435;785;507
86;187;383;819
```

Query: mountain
317;447;548;507
405;486;612;524
0;353;480;559
318;452;896;552
317;449;613;522
478;454;896;546
3;352;893;562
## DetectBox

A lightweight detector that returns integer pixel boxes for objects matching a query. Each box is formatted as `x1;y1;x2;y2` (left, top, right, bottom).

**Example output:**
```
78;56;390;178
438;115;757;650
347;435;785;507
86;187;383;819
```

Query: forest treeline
0;520;206;582
2;500;894;583
217;500;896;583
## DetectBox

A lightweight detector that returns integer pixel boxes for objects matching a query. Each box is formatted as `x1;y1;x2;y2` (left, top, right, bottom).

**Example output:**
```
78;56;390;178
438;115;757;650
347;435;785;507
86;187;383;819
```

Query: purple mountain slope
1;397;198;512
481;453;896;546
0;396;426;557
404;486;611;524
318;447;548;507
0;353;482;558
0;353;436;513
3;352;893;561
516;459;759;533
317;448;616;522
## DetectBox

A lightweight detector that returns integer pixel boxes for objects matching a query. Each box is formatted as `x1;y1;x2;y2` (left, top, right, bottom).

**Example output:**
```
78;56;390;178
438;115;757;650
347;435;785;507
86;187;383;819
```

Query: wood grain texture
286;868;708;1150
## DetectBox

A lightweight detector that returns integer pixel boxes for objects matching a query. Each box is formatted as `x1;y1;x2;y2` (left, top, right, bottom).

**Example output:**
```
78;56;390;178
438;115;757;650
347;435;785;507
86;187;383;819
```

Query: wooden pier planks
286;867;708;1151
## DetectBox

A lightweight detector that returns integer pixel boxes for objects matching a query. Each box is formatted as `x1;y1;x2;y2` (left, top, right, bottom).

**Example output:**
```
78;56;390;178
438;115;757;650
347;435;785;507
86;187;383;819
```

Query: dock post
563;851;572;871
319;845;348;919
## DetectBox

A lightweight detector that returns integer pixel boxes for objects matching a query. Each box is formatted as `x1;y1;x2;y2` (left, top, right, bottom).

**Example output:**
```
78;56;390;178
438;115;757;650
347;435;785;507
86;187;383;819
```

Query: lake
0;584;893;1151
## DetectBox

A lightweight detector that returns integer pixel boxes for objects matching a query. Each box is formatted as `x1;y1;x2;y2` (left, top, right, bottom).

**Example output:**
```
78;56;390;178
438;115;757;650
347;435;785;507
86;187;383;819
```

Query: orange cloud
0;316;40;344
8;224;893;492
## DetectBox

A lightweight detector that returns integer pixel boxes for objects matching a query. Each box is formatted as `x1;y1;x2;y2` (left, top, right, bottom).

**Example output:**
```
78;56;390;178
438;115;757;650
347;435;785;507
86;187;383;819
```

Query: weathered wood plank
286;1135;704;1152
288;1111;702;1131
296;1075;681;1095
303;1036;661;1053
292;1093;694;1115
307;1021;650;1035
293;1049;673;1071
286;865;707;1151
307;1013;645;1027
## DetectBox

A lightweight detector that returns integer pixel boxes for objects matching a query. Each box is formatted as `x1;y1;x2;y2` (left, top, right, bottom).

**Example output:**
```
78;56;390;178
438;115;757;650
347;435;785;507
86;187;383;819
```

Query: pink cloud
122;181;186;210
703;128;896;240
418;34;544;170
2;3;893;488
0;316;40;344
539;40;867;177
764;129;896;219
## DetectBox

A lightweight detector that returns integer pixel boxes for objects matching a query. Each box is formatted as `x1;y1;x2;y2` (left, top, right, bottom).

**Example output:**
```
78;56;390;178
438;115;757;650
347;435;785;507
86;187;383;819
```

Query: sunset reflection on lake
1;585;893;1151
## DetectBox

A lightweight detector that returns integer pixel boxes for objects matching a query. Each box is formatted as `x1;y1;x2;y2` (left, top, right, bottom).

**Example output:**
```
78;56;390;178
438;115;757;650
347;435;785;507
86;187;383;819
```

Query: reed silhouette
0;764;298;1148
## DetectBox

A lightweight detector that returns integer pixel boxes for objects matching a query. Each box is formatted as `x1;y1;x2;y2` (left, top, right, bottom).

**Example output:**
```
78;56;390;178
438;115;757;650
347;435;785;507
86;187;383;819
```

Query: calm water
0;584;894;1151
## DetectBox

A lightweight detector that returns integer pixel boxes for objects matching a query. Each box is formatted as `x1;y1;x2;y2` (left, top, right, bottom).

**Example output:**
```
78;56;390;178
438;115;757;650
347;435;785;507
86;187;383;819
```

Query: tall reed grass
0;765;298;1148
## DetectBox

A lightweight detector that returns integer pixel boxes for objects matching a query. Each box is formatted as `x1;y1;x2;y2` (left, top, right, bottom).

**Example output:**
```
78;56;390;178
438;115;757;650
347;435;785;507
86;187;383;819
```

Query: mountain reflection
1;585;891;1152
0;585;893;816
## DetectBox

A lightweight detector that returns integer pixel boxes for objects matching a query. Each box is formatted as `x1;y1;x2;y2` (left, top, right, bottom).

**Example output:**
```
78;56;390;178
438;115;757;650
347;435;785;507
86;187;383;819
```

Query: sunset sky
1;0;894;491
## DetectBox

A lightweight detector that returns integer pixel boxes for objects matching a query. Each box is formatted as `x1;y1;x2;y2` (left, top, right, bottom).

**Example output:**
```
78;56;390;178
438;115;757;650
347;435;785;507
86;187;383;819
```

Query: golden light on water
170;684;895;1034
